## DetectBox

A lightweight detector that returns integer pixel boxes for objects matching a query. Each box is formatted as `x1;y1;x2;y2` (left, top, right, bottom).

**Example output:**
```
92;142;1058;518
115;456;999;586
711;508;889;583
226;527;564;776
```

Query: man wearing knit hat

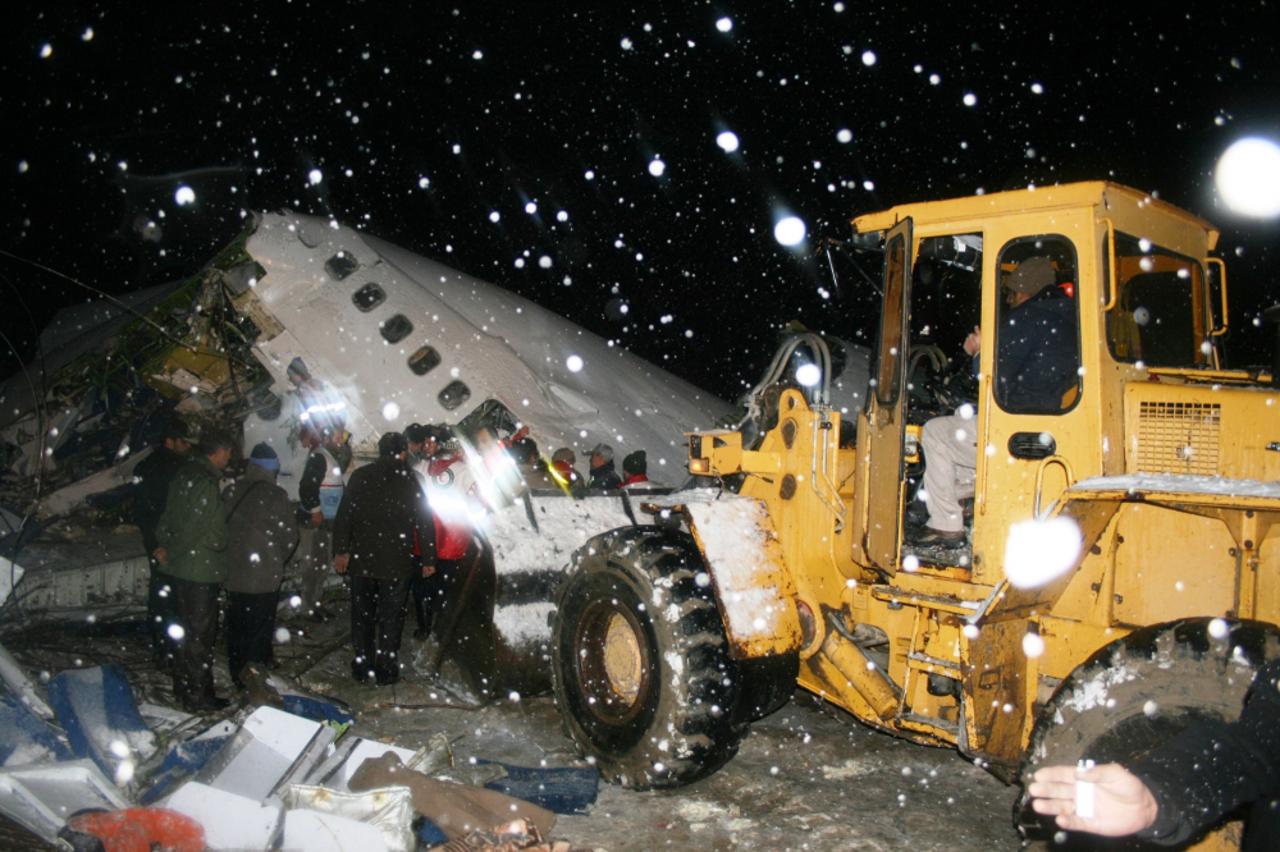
223;443;298;689
621;450;652;489
915;255;1076;548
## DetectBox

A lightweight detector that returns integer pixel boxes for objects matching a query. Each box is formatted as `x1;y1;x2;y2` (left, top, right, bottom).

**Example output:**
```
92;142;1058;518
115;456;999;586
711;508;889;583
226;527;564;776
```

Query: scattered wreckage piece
47;663;158;786
61;807;204;852
165;781;283;851
282;783;415;852
186;704;334;801
283;807;391;852
349;751;557;842
140;718;237;805
0;639;54;719
0;524;150;625
0;759;129;846
481;763;599;816
0;691;71;768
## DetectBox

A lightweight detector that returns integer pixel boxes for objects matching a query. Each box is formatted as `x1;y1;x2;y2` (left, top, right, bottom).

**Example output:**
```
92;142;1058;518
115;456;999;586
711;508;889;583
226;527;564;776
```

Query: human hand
334;553;349;574
422;562;436;578
1027;763;1159;837
153;547;168;565
311;510;324;528
963;326;981;357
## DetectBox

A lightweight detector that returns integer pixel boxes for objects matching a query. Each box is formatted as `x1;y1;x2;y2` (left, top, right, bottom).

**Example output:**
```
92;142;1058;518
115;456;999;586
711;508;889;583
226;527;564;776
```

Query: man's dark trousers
170;576;220;707
350;575;412;683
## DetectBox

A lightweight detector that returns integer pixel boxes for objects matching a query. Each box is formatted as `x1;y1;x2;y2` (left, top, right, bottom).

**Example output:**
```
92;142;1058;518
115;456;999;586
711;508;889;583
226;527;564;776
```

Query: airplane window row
326;252;359;281
353;282;385;312
381;314;414;343
333;257;468;410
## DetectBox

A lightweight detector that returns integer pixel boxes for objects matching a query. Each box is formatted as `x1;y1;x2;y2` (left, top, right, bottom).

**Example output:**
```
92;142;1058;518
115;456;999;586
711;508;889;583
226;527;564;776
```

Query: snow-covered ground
1;595;1019;851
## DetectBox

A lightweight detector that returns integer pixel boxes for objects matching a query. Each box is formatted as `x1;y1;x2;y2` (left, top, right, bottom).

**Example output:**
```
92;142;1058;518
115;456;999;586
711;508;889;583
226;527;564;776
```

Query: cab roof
852;181;1219;248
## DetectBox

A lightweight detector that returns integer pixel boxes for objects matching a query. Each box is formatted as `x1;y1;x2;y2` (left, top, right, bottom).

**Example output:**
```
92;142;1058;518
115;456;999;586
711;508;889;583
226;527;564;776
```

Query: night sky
3;3;1279;399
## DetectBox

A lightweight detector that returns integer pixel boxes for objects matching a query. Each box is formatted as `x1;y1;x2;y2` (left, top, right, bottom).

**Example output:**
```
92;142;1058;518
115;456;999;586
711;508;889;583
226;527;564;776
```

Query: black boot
413;599;433;639
351;658;373;685
374;656;400;686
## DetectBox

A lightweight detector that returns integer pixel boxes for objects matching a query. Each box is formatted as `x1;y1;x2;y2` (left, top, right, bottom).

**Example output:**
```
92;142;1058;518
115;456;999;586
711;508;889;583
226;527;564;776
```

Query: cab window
993;236;1081;414
1105;233;1209;368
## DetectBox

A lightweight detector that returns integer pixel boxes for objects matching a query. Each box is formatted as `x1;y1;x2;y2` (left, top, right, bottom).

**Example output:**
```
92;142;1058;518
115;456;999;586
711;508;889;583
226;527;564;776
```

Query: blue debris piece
140;730;234;805
0;691;72;767
417;817;449;846
280;692;355;727
47;664;157;779
483;763;600;814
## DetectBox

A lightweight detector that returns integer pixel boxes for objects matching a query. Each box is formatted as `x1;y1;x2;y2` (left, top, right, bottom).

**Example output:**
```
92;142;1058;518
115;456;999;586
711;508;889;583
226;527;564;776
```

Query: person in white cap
587;443;621;490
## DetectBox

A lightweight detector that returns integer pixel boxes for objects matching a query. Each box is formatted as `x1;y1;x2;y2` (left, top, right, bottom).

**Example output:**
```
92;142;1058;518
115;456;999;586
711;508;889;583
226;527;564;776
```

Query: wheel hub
602;612;643;704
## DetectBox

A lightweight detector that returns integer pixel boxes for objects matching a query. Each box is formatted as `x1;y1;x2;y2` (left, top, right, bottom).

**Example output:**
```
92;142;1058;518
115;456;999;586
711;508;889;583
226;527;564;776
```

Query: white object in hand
1075;758;1097;820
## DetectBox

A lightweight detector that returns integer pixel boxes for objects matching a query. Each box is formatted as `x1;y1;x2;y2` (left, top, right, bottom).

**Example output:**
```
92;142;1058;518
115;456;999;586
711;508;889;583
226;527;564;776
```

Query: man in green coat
155;428;235;712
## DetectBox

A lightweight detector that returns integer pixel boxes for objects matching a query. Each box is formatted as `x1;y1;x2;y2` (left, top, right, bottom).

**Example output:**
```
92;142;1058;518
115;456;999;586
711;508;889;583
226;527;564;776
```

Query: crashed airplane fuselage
0;212;733;674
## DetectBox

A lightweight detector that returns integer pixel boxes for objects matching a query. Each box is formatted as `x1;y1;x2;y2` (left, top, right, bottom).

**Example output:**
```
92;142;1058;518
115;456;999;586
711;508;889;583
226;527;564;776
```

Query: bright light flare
716;131;740;153
1003;516;1082;589
773;215;807;247
1215;137;1280;218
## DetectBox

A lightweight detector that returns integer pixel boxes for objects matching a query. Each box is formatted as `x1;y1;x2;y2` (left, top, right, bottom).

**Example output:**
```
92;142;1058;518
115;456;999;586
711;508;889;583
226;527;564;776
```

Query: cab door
855;217;912;571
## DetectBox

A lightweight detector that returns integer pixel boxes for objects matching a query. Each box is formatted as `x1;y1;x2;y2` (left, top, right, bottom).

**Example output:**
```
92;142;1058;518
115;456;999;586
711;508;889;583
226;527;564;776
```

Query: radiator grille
1135;401;1221;475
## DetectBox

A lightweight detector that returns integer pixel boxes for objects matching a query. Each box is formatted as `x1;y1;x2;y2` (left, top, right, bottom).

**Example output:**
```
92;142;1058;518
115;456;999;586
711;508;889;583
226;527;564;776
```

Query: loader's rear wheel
551;527;792;789
1017;618;1280;849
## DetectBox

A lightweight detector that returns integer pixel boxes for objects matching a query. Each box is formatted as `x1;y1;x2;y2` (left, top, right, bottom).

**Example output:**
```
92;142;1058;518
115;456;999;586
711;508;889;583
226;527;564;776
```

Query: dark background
2;2;1278;399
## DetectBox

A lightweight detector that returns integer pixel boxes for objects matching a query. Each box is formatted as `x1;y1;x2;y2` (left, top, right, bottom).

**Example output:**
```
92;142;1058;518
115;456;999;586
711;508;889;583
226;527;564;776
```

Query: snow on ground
1;599;1020;851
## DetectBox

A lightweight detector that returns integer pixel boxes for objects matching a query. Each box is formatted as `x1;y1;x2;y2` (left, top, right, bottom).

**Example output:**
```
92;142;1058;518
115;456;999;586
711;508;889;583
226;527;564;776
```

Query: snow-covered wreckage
0;210;742;691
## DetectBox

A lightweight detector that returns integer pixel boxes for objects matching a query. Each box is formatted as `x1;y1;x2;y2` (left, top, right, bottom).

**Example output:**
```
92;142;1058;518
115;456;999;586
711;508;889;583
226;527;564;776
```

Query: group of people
131;403;663;707
132;422;293;712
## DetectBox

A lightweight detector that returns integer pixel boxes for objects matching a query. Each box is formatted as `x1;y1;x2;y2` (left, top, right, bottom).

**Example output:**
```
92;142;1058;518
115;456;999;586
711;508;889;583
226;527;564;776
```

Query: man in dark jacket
131;417;193;665
1027;657;1280;849
155;428;234;712
223;443;299;689
994;256;1078;412
587;443;622;490
333;432;435;686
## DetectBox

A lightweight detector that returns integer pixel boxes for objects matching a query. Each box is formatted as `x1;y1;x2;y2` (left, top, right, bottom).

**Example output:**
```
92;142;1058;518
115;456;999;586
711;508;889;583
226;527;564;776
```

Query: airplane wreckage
0;210;871;695
0;211;874;848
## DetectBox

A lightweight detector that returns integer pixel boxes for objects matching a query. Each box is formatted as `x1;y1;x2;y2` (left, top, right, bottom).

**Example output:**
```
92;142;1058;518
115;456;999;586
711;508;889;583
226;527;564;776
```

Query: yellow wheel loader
549;182;1280;847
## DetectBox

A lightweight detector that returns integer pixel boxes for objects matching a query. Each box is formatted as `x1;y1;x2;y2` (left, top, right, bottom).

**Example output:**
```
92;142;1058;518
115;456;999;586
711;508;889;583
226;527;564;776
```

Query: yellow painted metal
1208;257;1229;337
815;629;899;720
855;217;914;572
683;179;1280;781
1100;216;1118;311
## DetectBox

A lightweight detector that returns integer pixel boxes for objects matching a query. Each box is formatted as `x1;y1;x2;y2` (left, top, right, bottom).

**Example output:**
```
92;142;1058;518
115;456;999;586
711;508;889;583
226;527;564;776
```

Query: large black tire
1017;618;1280;849
550;526;795;789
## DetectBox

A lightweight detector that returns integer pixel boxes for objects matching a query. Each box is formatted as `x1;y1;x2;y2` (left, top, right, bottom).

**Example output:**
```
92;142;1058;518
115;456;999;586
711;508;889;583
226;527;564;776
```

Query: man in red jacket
411;425;476;639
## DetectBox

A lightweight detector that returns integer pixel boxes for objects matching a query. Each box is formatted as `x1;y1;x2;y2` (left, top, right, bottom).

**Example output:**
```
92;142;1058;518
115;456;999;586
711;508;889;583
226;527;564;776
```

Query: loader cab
851;182;1221;586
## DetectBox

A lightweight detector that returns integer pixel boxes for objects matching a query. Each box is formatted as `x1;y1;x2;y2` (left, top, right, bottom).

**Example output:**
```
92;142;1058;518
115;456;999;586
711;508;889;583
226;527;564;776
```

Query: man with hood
587;443;622;490
223;443;298;689
155;428;235;712
333;431;436;686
